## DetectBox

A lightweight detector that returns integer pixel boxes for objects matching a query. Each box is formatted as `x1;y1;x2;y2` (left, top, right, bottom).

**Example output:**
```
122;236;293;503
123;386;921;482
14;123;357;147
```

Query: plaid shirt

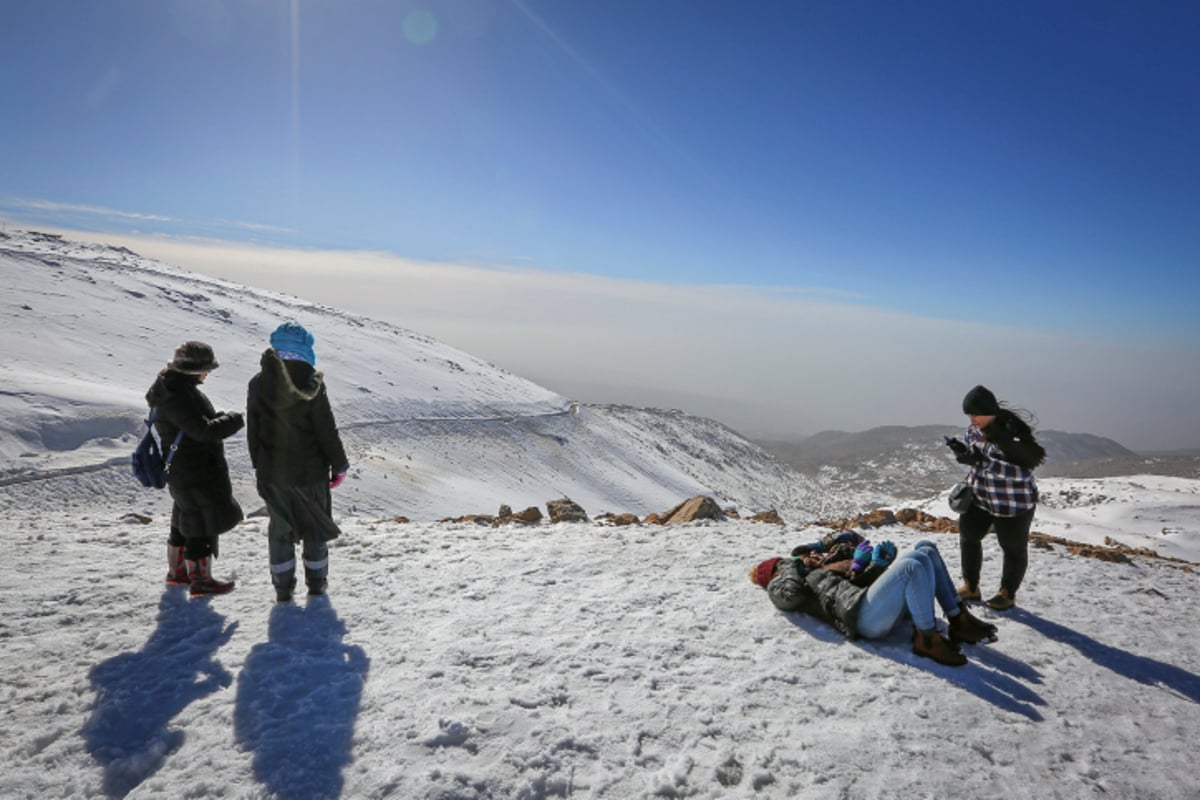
964;424;1038;517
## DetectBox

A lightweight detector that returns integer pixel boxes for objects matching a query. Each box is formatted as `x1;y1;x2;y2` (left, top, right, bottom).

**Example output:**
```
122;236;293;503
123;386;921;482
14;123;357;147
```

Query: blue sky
3;1;1199;448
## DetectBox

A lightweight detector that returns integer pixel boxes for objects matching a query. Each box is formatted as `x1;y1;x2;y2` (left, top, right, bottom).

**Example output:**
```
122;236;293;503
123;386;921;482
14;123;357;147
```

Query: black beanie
962;385;1000;416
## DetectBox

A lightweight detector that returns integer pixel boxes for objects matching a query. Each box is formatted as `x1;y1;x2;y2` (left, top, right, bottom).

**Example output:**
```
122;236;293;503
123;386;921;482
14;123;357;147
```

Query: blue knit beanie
269;322;316;366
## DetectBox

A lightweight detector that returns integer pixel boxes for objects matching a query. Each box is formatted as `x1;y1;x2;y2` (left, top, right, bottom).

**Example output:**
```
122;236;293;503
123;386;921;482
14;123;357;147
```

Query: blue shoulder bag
131;407;184;489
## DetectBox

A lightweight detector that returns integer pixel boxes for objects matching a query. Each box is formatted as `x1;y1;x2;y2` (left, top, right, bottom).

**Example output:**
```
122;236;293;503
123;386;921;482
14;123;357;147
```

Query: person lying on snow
750;532;996;666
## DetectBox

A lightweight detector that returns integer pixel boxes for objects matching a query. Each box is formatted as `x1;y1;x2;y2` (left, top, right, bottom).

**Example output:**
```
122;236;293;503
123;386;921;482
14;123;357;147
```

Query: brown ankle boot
912;628;967;666
948;607;997;644
963;606;997;636
956;581;981;602
985;588;1016;610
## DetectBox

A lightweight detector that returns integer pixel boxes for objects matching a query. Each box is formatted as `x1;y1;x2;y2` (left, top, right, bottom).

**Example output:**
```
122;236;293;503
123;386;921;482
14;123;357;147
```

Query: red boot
187;557;235;597
165;545;189;586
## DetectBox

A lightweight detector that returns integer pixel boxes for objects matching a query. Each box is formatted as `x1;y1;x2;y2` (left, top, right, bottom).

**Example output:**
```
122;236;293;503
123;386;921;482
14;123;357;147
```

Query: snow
2;229;1200;799
0;229;823;521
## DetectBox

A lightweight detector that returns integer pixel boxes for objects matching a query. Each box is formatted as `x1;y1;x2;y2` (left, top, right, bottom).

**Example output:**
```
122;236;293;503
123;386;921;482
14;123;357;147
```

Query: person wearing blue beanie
269;321;317;367
247;322;349;602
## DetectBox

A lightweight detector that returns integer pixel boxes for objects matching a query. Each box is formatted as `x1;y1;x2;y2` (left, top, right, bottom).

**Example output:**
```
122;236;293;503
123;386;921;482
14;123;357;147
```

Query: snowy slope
3;229;1200;800
3;497;1199;799
912;475;1200;564
0;230;820;520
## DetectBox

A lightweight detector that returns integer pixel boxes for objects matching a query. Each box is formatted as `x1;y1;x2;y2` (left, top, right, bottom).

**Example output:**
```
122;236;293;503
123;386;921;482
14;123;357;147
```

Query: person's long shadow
785;613;1048;721
1007;607;1200;704
234;596;370;800
85;589;237;798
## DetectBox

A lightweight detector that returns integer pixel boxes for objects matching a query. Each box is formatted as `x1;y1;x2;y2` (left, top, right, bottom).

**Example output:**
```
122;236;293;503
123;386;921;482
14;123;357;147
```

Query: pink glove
330;471;346;489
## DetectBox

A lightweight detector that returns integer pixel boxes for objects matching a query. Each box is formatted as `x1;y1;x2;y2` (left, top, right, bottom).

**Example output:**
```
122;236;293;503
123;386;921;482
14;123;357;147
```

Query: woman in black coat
146;341;244;596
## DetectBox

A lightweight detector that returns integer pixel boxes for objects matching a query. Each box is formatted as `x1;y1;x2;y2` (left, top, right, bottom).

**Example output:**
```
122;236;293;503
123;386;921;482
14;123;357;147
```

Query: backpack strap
147;406;185;470
164;429;184;469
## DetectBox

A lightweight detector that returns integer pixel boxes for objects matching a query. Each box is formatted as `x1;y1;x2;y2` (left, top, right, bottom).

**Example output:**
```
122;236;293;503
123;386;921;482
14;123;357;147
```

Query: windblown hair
995;406;1046;468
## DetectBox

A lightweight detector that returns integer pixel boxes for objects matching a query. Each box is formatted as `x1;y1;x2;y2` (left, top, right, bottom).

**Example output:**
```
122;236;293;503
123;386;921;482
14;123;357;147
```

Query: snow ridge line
340;402;579;430
0;403;582;486
0;457;132;487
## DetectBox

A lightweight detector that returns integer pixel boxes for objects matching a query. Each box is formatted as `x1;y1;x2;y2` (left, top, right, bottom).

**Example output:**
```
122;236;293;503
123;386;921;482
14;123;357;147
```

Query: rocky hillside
755;425;1199;505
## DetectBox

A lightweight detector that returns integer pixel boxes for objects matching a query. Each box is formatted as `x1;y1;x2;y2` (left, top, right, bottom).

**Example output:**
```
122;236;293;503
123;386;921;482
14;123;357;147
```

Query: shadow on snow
234;595;370;800
784;614;1048;721
84;589;237;798
1008;607;1200;704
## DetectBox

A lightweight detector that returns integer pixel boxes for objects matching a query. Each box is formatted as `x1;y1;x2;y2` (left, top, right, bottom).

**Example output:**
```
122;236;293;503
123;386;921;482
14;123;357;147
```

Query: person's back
247;352;345;487
247;322;348;602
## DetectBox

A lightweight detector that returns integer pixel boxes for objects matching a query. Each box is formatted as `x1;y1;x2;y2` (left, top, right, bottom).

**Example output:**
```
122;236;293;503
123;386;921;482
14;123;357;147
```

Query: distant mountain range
755;425;1200;504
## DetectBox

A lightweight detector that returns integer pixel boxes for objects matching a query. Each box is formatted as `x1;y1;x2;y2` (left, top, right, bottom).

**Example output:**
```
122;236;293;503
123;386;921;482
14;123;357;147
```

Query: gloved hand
819;531;860;552
851;541;874;572
947;437;981;465
872;541;897;567
330;470;347;489
217;411;245;435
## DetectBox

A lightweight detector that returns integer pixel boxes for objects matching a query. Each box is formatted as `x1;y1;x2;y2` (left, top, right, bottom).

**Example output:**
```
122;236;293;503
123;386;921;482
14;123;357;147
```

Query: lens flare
403;10;439;45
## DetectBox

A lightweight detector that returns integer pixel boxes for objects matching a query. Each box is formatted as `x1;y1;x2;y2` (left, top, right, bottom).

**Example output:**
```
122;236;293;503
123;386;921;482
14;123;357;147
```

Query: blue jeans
855;540;962;638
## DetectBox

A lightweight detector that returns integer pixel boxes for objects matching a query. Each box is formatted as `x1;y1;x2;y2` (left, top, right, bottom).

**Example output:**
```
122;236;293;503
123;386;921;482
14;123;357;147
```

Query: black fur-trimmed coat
146;369;245;541
246;349;348;488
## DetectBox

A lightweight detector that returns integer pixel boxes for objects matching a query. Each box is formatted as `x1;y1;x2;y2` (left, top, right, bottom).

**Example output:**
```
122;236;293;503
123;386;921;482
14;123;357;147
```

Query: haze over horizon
3;2;1197;451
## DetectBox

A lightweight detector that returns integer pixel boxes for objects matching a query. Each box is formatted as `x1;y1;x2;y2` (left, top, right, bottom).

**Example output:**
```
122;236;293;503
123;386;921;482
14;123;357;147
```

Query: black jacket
146;369;244;539
767;559;881;640
246;349;348;487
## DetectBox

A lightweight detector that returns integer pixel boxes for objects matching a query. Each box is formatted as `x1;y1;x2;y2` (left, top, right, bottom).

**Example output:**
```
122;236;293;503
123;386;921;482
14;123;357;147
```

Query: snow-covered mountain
4;229;1200;799
0;229;823;521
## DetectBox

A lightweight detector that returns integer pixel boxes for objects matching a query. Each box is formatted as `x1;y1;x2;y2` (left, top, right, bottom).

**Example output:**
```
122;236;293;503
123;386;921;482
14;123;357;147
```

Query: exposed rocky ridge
427;495;786;529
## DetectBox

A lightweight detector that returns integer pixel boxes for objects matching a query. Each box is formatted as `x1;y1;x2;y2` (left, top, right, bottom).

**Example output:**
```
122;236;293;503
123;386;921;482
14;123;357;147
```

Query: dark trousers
260;482;335;591
167;526;214;561
958;503;1036;595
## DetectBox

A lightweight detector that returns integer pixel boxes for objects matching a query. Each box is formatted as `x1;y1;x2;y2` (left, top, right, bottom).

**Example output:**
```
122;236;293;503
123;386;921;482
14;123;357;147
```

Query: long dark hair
996;405;1046;468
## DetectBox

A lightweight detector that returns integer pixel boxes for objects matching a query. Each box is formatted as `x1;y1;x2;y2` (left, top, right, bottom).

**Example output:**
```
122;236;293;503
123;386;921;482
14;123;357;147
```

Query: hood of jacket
258;348;325;409
145;368;199;408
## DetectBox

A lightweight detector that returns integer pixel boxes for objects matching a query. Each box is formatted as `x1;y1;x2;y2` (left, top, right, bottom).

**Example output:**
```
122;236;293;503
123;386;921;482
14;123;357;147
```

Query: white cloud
11;198;175;223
